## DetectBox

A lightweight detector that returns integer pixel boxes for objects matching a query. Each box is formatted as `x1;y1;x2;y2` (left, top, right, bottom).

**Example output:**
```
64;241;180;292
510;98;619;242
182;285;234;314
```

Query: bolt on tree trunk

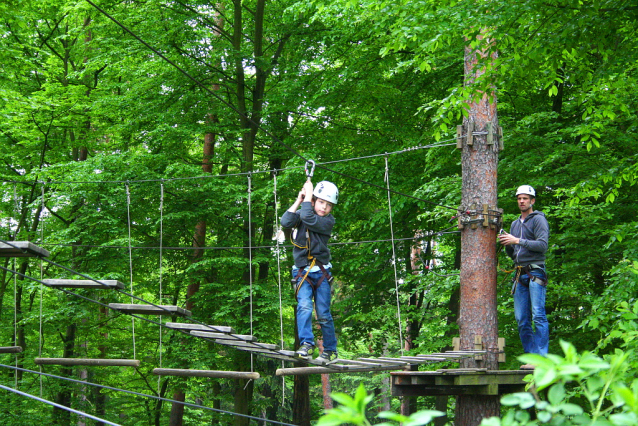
455;32;500;425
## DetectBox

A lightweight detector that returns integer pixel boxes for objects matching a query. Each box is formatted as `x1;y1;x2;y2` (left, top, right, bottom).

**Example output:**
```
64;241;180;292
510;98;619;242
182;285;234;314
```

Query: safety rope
13;184;18;388
247;174;254;373
385;156;404;355
272;171;286;404
39;183;45;396
125;183;137;359
158;182;164;393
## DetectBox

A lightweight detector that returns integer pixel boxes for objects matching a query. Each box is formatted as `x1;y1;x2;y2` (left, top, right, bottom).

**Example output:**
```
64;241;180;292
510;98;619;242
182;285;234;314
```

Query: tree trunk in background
455;32;501;425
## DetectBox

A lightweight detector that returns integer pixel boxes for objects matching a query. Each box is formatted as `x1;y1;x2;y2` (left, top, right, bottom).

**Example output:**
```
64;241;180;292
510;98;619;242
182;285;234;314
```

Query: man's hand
498;232;520;246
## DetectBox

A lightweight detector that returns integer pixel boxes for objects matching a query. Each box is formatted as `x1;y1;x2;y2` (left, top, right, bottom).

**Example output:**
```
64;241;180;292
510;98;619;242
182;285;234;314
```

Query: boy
281;179;339;364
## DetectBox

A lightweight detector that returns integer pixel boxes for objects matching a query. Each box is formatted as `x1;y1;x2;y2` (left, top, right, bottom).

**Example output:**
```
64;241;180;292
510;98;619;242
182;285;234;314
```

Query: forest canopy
0;0;636;424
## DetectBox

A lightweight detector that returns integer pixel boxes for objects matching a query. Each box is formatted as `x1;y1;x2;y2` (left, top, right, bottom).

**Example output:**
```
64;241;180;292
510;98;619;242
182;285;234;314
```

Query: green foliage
481;337;638;426
317;383;444;426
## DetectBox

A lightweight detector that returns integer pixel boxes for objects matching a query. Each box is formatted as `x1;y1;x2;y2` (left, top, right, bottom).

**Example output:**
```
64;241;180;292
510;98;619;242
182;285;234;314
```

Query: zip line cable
0;383;121;426
80;0;459;212
0;364;297;426
0;139;457;185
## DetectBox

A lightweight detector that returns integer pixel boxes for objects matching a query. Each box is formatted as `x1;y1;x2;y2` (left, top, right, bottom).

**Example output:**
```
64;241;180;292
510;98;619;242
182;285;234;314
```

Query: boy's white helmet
314;181;339;204
516;185;536;197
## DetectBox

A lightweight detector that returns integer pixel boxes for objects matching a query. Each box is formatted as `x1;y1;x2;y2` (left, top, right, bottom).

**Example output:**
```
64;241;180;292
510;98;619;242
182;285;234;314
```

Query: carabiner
305;160;315;179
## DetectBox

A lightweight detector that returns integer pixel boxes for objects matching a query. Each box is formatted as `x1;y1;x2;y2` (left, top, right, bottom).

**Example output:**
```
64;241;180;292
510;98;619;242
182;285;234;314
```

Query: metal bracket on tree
456;120;504;151
457;204;503;230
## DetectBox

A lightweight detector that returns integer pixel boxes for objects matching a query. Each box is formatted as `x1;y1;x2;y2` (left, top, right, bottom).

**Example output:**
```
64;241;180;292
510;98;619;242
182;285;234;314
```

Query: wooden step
35;358;140;367
152;368;260;379
0;346;23;354
211;339;278;350
43;279;124;289
188;331;255;341
0;241;50;258
109;304;191;317
165;322;235;334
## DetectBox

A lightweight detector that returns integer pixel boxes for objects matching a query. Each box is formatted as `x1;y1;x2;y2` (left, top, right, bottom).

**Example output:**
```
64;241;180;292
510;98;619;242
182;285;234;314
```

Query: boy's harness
511;263;546;294
291;228;333;297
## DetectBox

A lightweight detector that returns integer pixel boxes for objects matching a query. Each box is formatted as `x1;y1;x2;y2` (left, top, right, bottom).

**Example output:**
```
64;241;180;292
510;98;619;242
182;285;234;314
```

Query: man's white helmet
516;185;536;197
314;181;339;204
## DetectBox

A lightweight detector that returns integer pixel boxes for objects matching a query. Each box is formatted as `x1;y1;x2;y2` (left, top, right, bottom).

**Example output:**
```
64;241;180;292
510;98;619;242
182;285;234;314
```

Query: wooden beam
0;241;50;258
108;304;191;317
0;346;22;354
43;279;124;289
276;364;402;376
152;368;259;379
34;358;140;367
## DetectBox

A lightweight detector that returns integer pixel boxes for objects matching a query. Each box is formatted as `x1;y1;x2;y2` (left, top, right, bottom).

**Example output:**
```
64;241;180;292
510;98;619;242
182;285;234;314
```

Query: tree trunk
455;32;501;425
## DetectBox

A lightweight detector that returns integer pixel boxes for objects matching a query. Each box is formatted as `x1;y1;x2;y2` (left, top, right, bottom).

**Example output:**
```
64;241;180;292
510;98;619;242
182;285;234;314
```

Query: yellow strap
295;258;316;298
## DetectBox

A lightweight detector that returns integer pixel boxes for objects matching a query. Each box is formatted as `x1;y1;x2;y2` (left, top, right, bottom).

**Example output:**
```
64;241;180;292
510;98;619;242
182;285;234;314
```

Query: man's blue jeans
514;268;549;355
294;268;337;352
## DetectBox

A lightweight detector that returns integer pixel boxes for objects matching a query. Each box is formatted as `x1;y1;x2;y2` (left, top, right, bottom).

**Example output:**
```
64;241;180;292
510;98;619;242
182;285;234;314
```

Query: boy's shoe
315;350;338;365
295;343;315;359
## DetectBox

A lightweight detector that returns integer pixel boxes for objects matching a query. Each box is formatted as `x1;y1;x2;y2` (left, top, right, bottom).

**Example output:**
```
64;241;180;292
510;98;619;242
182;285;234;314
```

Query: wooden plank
165;322;235;334
43;279;124;289
327;359;384;367
232;347;296;357
0;241;50;258
153;368;259;379
358;358;409;365
35;358;140;367
189;331;255;341
212;339;278;350
108;304;191;317
0;346;22;354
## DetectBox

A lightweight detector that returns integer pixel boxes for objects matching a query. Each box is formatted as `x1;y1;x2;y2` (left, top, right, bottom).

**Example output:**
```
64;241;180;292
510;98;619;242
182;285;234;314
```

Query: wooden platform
108;304;191;317
0;346;23;354
391;369;529;396
153;368;260;379
43;279;124;289
34;358;140;367
0;241;50;258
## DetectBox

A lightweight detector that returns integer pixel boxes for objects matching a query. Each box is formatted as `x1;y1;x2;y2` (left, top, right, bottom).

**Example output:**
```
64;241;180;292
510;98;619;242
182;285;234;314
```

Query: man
498;185;549;367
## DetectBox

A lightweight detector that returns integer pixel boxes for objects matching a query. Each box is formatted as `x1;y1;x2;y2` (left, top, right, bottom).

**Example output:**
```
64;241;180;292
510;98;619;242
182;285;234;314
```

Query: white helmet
516;185;536;197
313;181;339;204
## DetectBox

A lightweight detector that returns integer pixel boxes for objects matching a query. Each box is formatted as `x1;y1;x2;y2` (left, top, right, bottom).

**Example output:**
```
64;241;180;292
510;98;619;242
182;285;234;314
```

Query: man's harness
511;263;546;294
291;228;333;297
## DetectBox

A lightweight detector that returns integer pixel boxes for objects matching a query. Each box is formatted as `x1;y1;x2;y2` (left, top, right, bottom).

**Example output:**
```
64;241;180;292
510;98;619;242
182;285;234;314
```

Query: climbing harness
510;264;546;294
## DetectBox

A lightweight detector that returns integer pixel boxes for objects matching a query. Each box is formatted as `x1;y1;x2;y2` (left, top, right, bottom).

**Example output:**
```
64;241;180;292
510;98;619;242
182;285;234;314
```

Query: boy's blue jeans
293;267;337;352
514;268;549;356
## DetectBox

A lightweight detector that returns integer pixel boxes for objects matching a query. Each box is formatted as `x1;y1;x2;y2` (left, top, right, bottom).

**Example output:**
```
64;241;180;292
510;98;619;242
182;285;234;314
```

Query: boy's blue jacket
281;201;334;268
505;210;549;266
